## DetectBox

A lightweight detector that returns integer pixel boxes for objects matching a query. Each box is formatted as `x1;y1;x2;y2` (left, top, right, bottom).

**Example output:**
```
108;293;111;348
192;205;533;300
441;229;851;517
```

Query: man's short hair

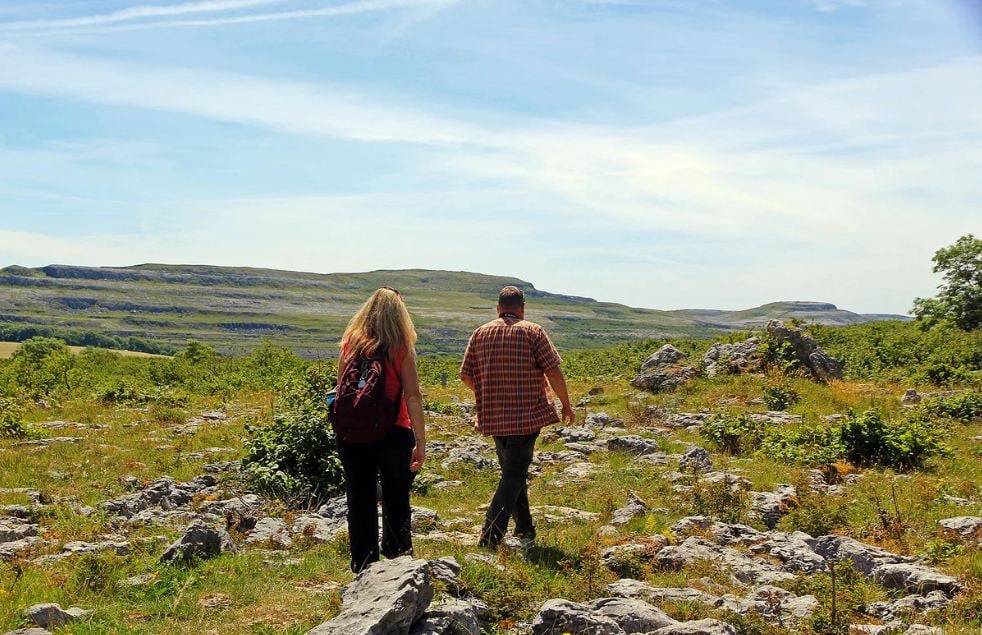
498;286;525;309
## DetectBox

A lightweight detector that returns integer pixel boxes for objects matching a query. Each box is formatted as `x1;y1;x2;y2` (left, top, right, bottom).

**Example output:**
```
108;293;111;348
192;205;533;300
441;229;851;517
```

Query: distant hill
0;264;910;356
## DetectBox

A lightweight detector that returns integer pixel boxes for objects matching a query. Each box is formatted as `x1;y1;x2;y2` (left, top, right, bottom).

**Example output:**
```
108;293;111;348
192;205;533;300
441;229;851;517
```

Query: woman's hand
410;443;426;472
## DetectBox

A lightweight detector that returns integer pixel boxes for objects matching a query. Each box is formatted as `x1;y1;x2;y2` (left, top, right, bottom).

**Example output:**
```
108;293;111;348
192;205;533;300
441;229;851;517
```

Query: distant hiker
460;286;574;550
333;287;426;572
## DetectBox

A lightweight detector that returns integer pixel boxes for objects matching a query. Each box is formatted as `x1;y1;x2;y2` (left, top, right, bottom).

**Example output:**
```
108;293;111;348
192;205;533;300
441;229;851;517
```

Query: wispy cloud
0;0;291;30
0;0;461;36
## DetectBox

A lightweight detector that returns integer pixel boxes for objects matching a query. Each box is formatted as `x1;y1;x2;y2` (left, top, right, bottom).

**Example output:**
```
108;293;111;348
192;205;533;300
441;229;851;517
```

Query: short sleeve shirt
460;315;562;436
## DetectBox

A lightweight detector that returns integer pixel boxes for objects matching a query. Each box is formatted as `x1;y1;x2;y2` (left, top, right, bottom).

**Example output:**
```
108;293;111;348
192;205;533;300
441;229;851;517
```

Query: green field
0;342;165;360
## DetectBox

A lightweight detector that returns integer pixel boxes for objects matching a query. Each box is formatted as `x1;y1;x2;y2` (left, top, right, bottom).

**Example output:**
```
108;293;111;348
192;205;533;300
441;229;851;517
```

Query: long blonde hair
341;287;417;361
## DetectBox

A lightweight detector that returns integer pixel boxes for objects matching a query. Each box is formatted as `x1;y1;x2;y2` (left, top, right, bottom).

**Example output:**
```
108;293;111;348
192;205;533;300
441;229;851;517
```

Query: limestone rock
585;412;625;427
765;320;843;382
749;485;797;529
651;619;736;635
306;557;434;635
938;516;982;543
679;447;713;473
587;597;677;632
160;522;236;564
530;599;624;635
631;345;697;393
610;493;647;525
409;598;479;635
606;578;721;607
23;604;92;629
704;338;763;377
245;517;293;549
608;435;662;456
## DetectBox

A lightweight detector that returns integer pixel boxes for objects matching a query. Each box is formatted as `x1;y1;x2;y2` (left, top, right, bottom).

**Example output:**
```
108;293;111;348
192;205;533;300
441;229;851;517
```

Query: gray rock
0;518;38;543
608;435;662;456
23;604;92;629
554;426;596;443
245;517;293;549
872;563;961;594
440;444;495;471
531;599;624;635
811;535;915;576
606;579;721;607
866;590;950;620
585;412;625;427
750;531;828;573
0;536;43;561
588;597;677;632
631;345;698;393
409;597;479;635
679;447;713;473
307;557;433;635
3;629;54;635
664;412;712;429
655;537;793;585
14;437;83;448
938;516;982;543
600;536;668;574
749;485;797;529
651;619;737;635
428;556;462;595
160;522;236;564
901;389;922;405
765;320;843;382
704;338;763;377
610;493;647;525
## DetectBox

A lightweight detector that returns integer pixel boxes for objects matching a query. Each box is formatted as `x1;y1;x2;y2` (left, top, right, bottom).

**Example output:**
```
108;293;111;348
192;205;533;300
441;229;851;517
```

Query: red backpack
329;347;402;443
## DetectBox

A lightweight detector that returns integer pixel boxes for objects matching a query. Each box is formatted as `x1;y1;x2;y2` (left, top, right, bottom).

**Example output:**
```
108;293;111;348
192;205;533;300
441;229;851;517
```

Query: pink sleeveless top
341;342;412;429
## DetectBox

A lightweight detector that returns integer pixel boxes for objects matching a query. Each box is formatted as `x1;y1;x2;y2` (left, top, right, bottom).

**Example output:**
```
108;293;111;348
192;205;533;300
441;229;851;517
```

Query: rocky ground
0;340;979;634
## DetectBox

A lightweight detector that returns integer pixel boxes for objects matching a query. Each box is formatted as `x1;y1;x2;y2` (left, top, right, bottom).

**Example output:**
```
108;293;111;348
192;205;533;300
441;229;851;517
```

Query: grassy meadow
0;322;979;634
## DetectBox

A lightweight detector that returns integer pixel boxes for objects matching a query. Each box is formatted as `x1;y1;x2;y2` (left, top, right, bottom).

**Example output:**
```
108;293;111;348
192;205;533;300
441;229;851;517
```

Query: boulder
703;338;763;377
587;597;678;632
872;563;961;594
765;320;843;382
607;435;662;456
409;598;480;635
245;517;293;549
23;604;93;629
160;522;236;564
307;557;434;635
651;619;736;635
749;485;798;529
606;579;721;607
530;599;624;635
631;345;697;393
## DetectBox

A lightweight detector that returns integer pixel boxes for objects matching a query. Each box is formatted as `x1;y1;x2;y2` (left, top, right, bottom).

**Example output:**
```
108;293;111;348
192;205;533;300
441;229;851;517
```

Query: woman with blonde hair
334;287;426;572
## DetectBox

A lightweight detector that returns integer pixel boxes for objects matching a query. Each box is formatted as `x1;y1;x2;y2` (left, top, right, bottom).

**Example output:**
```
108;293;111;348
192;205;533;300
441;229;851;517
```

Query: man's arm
545;366;574;425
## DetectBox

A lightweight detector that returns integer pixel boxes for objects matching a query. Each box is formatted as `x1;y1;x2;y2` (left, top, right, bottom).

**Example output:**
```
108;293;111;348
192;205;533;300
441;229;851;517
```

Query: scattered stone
410;598;480;635
531;598;624;635
3;629;53;635
866;590;951;620
651;619;736;635
306;557;434;635
0;518;38;543
600;536;668;575
610;493;647;525
14;437;83;448
23;604;93;629
607;435;662;456
549;462;596;487
585;412;624;427
749;485;798;529
748;411;802;425
703;338;763;377
606;578;721;607
245;517;293;549
160;522;236;564
938;516;982;543
533;505;600;524
124;573;157;587
901;389;922;405
631;345;698;393
198;593;233;609
441;443;496;471
679;447;713;473
664;412;712;429
588;597;678;632
655;536;794;585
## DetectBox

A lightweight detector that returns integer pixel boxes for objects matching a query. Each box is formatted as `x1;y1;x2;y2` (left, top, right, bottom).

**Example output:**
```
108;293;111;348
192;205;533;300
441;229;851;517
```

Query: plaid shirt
460;315;563;437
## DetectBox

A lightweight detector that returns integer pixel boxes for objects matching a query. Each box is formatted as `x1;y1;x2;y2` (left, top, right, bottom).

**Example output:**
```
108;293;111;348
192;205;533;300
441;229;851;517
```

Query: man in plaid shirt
460;286;574;549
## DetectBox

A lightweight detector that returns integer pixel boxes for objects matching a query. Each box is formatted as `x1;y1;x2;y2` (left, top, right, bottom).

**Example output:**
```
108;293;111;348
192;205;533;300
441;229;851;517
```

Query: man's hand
410;443;426;472
560;402;575;425
471;414;480;433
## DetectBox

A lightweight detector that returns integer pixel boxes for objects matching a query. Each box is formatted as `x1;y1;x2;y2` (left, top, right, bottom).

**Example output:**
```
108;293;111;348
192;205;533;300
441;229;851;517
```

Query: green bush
0;396;29;438
241;362;343;505
921;392;982;422
838;409;949;471
759;425;844;468
700;414;762;455
762;383;799;411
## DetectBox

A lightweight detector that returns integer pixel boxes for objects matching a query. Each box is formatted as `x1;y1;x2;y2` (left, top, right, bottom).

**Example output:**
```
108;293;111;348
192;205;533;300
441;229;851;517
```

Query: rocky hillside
0;264;908;355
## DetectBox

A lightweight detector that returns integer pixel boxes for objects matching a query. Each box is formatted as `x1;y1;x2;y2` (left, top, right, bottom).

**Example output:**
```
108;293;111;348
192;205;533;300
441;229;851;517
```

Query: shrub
9;336;74;399
762;383;799;411
838;409;949;471
759;425;844;468
921;391;982;422
700;414;762;455
241;363;343;505
760;337;802;375
0;396;29;438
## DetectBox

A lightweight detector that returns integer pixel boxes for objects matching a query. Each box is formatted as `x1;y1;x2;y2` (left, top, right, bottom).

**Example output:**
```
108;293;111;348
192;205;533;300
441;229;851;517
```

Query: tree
10;337;74;399
912;234;982;331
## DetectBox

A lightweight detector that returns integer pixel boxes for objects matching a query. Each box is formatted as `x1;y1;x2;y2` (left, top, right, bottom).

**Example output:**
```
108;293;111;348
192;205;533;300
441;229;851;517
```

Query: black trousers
337;425;416;572
481;431;539;547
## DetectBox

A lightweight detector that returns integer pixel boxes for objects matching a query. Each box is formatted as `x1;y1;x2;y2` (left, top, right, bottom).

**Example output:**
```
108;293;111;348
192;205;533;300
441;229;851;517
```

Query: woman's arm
401;347;426;472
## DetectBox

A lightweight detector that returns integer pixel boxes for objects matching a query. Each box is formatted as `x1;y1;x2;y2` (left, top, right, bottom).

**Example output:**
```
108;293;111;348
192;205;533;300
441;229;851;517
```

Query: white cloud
0;46;978;312
0;0;292;30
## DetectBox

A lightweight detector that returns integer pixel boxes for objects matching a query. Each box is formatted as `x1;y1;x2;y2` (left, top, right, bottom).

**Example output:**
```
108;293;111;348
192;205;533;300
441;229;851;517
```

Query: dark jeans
337;425;416;572
481;431;539;547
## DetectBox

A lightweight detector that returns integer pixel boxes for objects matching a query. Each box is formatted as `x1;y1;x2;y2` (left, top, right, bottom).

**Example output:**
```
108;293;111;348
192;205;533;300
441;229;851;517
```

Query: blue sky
0;0;980;314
